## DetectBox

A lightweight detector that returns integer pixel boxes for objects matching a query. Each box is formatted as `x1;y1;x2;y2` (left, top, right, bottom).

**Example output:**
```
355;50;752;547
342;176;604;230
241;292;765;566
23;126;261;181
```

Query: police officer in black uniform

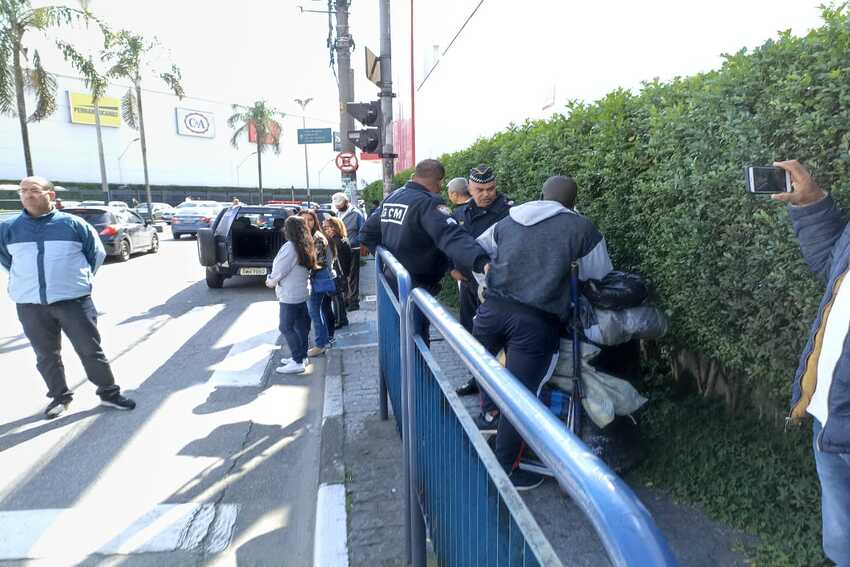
360;159;490;295
454;165;513;397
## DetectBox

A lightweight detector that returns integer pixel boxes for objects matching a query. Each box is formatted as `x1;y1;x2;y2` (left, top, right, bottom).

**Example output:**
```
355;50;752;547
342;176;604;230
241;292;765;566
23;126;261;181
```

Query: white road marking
313;483;349;567
0;503;238;559
209;301;280;387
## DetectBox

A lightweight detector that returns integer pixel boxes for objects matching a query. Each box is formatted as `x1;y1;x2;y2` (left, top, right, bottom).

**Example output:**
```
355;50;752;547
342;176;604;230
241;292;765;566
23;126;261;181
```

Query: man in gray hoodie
474;176;613;490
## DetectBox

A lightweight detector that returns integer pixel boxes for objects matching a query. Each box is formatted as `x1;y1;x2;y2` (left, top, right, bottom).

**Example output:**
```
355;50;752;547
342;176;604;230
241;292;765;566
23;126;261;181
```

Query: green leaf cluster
437;5;850;409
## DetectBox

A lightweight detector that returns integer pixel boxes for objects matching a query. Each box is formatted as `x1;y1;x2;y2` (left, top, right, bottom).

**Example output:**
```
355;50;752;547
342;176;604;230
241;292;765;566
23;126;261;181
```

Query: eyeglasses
19;188;49;195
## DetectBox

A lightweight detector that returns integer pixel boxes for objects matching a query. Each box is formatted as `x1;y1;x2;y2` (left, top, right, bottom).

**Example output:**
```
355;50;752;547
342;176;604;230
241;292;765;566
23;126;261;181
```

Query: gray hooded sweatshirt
476;201;612;319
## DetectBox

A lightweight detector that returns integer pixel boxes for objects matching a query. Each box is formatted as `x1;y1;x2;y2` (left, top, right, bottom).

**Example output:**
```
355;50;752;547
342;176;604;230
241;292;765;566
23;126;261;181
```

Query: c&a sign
176;108;216;138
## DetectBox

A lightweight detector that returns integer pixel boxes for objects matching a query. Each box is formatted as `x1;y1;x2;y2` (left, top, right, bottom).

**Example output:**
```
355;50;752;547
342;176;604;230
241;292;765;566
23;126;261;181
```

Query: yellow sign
68;92;121;127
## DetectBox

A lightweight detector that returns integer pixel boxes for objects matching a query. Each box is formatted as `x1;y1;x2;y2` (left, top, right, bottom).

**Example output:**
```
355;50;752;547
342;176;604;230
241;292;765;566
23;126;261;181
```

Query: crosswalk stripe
0;504;238;559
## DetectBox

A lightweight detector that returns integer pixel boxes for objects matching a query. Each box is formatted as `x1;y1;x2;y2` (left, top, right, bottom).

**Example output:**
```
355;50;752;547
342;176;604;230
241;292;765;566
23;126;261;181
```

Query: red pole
410;0;416;165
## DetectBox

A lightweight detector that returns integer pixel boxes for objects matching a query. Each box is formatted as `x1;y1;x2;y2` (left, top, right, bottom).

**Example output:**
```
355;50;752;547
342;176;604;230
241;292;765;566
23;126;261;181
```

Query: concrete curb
313;350;349;567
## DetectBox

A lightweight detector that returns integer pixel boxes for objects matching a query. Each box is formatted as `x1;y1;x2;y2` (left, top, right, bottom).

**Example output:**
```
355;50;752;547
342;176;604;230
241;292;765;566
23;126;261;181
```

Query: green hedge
437;5;850;409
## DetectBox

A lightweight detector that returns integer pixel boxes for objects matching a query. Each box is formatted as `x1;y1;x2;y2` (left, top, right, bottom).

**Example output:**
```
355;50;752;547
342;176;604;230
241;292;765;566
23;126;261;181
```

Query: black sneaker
509;469;545;492
473;412;499;435
44;398;71;419
456;378;479;396
100;393;136;411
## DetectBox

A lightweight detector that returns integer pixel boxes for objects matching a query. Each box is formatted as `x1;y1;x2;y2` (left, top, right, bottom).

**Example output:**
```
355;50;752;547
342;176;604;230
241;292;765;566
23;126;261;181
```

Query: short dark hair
542;176;578;209
414;159;445;182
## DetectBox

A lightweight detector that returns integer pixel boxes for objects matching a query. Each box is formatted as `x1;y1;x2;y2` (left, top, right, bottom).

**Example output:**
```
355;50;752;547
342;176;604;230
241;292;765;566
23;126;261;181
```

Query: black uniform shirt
457;193;512;238
361;181;489;289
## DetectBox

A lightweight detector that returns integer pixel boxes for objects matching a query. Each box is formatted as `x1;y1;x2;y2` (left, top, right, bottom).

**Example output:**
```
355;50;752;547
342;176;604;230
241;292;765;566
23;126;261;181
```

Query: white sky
7;0;829;187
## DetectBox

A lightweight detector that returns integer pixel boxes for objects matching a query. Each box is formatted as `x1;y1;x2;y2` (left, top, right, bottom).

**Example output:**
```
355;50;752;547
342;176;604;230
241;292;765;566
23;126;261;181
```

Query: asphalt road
0;227;323;566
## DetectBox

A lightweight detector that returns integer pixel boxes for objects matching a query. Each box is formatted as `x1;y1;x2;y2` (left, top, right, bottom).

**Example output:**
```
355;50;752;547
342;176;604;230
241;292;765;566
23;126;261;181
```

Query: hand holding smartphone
745;166;792;194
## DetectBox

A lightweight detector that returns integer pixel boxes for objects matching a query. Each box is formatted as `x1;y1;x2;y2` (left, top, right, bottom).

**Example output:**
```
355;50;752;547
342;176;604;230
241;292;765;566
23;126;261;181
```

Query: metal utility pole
294;97;313;203
335;0;358;204
379;0;395;199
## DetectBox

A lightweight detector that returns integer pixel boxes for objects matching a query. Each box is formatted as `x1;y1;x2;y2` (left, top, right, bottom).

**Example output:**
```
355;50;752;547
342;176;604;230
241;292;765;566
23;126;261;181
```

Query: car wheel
205;268;224;289
118;239;131;262
173;233;181;240
148;234;159;253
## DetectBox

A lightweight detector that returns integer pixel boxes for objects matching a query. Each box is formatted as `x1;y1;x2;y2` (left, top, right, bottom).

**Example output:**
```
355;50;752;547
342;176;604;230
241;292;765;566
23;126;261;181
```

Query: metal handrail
375;246;412;421
405;288;677;567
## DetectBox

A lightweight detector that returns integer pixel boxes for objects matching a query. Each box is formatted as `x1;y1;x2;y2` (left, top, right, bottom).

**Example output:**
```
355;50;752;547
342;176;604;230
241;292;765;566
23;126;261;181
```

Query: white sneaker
275;360;306;374
279;357;293;365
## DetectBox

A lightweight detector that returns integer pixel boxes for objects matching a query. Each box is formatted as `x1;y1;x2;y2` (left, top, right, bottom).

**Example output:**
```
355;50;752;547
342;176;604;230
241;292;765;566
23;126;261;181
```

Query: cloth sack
583;305;669;346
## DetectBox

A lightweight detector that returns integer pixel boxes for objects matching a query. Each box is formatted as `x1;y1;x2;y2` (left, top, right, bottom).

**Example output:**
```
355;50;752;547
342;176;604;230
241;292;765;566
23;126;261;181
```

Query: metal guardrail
375;247;411;423
374;249;677;566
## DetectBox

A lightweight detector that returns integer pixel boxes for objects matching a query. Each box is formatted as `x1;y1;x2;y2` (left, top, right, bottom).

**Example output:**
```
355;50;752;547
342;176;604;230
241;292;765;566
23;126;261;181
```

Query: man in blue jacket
0;177;136;419
773;159;849;565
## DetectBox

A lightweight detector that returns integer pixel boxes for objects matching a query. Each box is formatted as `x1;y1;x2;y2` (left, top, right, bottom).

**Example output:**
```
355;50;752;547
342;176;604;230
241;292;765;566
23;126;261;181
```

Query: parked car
64;207;159;261
55;200;80;210
171;201;222;239
108;201;129;212
197;205;300;288
134;202;174;222
78;200;106;207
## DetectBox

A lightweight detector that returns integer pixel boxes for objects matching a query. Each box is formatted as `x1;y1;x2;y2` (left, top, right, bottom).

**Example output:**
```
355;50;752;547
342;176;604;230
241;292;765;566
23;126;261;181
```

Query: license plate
240;267;267;276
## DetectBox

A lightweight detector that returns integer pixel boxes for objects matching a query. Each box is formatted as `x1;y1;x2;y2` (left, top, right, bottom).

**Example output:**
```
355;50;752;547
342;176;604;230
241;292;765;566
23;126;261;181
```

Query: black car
198;205;336;288
65;207;159;261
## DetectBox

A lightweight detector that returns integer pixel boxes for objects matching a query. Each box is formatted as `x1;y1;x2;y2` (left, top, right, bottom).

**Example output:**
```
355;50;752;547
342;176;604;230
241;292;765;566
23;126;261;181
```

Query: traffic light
346;100;381;153
348;129;380;153
346;101;380;126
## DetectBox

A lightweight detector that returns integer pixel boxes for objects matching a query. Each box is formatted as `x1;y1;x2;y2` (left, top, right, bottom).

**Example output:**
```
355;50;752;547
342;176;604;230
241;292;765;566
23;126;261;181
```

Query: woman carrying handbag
301;210;336;356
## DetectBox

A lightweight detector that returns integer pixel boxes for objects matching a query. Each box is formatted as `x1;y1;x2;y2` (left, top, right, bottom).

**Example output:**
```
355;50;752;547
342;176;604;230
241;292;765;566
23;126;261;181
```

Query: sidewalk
324;258;753;566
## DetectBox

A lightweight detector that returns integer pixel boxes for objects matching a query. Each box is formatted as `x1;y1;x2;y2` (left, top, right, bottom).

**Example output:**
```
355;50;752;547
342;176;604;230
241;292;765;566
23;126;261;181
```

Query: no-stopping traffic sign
335;152;359;173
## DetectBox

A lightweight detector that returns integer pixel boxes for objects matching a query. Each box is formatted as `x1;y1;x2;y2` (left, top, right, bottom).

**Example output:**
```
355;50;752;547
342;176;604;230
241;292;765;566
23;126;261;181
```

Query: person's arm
348;210;366;247
577;228;613;282
421;199;489;274
267;242;297;287
360;207;382;253
775;160;847;283
0;222;11;273
80;220;106;274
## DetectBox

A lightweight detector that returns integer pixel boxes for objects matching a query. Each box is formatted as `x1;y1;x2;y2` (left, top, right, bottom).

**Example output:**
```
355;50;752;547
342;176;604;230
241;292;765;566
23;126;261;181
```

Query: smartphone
745;166;792;194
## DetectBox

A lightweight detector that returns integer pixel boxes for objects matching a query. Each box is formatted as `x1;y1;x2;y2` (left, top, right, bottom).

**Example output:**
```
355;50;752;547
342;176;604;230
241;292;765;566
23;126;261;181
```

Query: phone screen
747;166;791;194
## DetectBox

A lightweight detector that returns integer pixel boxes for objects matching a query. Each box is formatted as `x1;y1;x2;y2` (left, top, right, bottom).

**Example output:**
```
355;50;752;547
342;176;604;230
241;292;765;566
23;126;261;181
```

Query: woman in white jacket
266;216;316;374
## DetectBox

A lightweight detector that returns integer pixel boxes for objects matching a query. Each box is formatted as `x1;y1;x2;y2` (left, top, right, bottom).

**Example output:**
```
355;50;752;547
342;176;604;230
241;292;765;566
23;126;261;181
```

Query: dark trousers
16;296;119;401
348;248;361;307
458;280;479;334
279;302;311;363
473;301;559;470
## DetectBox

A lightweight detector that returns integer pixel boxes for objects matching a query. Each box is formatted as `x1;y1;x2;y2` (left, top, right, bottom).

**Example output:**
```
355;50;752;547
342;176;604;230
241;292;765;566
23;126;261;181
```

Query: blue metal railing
374;249;676;566
375;247;411;422
402;288;677;567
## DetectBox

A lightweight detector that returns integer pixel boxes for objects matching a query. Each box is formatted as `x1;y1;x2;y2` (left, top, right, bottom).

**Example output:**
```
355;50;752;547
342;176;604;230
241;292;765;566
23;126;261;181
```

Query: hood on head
508;200;571;226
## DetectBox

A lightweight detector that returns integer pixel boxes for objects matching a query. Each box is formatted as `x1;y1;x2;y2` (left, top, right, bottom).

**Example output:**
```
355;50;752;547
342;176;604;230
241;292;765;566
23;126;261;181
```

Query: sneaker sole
100;400;134;410
276;368;306;374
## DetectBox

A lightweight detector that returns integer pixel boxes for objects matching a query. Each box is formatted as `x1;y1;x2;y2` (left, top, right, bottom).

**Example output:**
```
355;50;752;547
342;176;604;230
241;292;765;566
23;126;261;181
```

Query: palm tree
102;30;183;218
0;0;105;175
228;101;285;204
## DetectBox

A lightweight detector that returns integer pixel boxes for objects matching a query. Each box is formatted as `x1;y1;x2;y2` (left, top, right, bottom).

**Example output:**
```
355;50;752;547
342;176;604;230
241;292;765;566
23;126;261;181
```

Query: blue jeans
279;302;310;364
813;419;850;566
307;291;334;347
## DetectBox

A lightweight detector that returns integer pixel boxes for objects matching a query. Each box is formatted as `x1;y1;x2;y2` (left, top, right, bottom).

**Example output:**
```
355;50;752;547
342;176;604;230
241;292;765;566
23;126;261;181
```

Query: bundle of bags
546;338;647;429
578;271;669;346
